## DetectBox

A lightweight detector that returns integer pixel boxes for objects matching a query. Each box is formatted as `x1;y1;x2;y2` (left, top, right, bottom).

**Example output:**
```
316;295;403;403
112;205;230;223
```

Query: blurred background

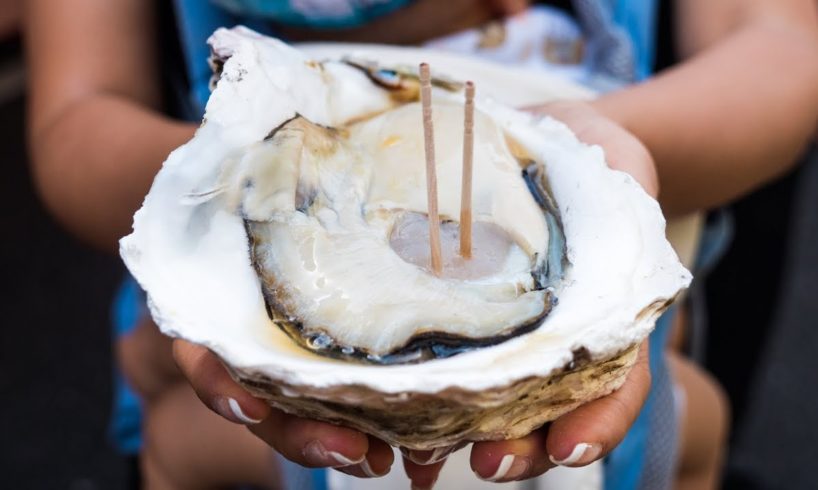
2;1;817;489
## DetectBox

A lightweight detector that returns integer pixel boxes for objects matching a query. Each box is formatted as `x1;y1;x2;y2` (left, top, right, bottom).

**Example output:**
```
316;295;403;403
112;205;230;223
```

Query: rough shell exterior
231;345;639;450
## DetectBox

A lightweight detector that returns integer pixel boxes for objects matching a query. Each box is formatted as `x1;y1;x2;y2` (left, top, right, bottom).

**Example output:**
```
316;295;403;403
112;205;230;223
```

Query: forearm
594;17;818;216
31;95;195;251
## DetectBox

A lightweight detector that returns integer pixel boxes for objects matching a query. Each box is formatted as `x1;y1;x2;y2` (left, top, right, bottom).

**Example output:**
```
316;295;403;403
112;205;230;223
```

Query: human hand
529;100;659;198
398;341;650;487
172;339;396;478
400;102;657;487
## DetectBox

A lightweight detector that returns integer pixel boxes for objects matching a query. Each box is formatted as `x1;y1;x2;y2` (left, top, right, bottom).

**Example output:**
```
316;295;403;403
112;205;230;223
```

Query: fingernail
303;440;365;468
549;443;602;467
478;454;531;482
358;458;388;477
214;397;263;424
403;446;454;465
334;457;390;478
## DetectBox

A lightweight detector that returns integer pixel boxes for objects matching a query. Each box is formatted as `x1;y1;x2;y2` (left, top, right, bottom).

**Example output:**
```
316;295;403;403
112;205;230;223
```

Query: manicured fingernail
303;440;365;468
358;458;388;477
479;454;531;482
403;446;453;465
227;397;263;424
549;443;602;466
214;397;263;424
334;457;390;478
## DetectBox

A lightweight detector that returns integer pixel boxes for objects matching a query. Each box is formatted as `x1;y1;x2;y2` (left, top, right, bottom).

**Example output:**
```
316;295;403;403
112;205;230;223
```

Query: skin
0;0;21;38
24;0;818;488
593;0;818;217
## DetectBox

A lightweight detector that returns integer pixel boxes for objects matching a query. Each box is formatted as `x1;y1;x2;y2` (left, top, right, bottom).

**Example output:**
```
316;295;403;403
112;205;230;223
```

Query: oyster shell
120;27;691;450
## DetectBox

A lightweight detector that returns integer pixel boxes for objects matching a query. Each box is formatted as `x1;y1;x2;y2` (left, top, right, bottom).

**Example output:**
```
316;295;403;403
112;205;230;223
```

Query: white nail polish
549;442;601;466
487;454;516;481
227;397;263;424
304;441;364;467
481;454;530;482
327;450;365;467
358;458;387;477
406;446;452;465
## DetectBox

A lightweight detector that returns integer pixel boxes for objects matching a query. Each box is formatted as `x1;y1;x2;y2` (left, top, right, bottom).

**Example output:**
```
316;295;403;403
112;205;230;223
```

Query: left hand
402;101;658;488
402;340;651;487
531;100;659;198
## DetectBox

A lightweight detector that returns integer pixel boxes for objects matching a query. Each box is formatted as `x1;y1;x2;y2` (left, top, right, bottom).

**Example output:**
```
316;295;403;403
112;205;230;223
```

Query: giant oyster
120;27;691;450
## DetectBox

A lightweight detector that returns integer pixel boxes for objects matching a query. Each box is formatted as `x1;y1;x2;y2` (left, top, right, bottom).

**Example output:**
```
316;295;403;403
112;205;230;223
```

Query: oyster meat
237;99;565;364
120;27;692;450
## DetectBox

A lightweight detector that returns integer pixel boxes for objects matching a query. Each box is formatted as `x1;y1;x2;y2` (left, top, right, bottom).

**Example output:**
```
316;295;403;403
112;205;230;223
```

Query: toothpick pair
419;63;475;276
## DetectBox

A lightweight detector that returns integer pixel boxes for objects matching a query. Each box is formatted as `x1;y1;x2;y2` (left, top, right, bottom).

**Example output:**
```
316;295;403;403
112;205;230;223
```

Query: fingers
172;339;270;424
469;341;650;481
403;455;447;490
174;339;395;477
253;417;394;477
546;341;651;467
470;428;554;482
526;101;659;198
335;436;394;478
251;414;371;468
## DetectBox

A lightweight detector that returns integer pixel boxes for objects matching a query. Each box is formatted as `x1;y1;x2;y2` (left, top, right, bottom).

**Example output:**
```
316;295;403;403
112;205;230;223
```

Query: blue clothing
212;0;412;29
109;279;146;454
112;1;678;489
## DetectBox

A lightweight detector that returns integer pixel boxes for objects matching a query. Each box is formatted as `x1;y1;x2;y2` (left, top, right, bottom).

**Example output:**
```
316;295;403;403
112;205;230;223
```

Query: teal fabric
108;278;145;454
172;0;659;112
612;0;658;80
605;308;674;490
212;0;411;29
173;0;273;114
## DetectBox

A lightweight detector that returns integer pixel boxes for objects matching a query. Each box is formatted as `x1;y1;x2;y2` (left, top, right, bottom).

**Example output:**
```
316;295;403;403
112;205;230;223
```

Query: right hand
172;339;396;478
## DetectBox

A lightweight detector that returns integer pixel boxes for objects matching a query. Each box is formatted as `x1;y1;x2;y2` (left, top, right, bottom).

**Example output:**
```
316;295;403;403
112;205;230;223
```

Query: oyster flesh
236;99;565;364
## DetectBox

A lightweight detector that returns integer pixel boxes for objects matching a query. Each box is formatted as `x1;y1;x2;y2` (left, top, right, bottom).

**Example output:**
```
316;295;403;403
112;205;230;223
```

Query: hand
399;341;650;487
529;100;659;198
172;339;395;478
401;102;658;487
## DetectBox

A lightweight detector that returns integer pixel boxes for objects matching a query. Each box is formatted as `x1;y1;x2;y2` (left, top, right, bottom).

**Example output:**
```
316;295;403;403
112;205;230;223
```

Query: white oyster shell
120;27;692;449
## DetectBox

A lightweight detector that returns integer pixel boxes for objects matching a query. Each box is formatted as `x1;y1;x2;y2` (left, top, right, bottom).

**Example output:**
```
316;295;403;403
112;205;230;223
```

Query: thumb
172;339;271;425
547;341;651;467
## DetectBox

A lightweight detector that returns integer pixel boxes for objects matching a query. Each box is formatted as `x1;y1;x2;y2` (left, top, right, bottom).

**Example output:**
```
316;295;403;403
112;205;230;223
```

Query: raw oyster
238;100;564;364
120;27;691;450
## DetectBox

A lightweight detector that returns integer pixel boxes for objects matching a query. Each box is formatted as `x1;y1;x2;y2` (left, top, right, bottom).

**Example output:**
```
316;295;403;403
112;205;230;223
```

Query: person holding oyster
25;1;818;489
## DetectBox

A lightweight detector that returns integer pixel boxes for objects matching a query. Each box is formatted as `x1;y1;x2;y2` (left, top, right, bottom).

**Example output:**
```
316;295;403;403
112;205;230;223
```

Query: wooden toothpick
419;63;442;276
460;81;475;259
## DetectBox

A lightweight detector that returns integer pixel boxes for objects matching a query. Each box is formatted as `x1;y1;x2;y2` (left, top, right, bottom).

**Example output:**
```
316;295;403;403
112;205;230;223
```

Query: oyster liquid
389;211;517;280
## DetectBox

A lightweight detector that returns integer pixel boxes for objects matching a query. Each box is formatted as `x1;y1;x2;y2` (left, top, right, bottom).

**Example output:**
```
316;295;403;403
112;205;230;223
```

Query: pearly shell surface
119;27;691;449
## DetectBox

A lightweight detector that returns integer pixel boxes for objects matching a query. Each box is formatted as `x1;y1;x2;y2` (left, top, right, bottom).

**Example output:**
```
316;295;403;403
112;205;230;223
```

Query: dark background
3;6;818;488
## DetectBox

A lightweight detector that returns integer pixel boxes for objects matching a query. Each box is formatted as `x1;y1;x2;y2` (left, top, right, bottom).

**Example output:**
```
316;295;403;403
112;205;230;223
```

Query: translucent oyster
120;27;691;450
